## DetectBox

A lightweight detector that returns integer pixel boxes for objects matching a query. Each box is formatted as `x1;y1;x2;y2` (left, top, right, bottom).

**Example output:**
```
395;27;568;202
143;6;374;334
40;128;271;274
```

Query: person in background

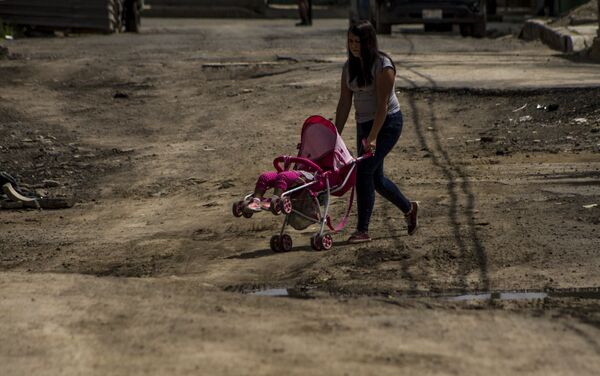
297;0;312;26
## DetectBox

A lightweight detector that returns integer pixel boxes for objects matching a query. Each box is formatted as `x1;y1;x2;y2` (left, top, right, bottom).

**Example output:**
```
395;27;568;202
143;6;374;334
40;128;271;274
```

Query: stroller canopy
297;115;354;172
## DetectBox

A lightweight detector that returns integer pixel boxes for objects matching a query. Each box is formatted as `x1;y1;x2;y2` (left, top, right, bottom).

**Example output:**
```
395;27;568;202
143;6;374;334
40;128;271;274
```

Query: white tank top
344;55;401;124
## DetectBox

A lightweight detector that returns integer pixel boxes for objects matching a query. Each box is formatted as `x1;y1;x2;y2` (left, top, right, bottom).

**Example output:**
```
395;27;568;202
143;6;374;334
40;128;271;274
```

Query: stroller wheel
270;235;282;252
320;234;333;250
270;199;282;215
232;201;244;217
310;235;322;251
280;234;293;252
281;197;293;215
242;210;253;219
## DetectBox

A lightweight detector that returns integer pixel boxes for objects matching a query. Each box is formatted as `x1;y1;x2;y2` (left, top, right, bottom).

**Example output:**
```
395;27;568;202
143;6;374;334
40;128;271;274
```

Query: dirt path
1;18;599;375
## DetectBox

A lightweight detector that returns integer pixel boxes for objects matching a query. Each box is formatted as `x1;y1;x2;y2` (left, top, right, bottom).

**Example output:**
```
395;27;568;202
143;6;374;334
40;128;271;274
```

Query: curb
520;18;596;53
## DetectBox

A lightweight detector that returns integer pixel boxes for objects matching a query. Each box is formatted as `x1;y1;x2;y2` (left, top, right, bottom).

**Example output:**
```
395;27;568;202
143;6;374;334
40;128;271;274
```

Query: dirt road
1;18;599;375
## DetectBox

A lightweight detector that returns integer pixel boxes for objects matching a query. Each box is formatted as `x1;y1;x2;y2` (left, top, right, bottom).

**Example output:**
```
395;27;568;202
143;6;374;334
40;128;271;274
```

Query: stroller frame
232;115;371;252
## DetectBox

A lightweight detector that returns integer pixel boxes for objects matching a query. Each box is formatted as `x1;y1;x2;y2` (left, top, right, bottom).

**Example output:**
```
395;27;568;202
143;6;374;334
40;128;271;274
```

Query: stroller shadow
226;244;314;259
227;234;410;260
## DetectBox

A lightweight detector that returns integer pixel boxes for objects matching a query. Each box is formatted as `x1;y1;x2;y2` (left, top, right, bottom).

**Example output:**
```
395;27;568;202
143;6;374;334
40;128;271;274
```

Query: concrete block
520;19;596;53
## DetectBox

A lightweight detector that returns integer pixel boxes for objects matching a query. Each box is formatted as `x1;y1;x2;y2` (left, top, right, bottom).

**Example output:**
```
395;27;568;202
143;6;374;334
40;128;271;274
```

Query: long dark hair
347;20;395;87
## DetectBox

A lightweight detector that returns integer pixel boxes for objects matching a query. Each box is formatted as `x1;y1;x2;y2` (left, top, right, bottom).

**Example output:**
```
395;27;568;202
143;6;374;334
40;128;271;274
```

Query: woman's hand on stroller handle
361;138;375;158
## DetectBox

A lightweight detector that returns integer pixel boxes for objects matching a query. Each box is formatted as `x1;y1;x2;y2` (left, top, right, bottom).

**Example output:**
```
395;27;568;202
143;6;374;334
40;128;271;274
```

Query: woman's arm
335;68;353;134
366;66;395;149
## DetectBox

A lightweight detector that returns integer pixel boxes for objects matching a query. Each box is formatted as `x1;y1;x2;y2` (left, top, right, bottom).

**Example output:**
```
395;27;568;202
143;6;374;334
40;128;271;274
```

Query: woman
335;20;418;243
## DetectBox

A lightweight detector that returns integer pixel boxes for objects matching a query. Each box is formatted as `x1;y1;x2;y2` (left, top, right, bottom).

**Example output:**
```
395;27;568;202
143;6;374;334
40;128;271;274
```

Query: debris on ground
0;171;74;210
0;45;8;59
519;115;533;122
537;103;559;111
513;103;528;112
113;91;129;99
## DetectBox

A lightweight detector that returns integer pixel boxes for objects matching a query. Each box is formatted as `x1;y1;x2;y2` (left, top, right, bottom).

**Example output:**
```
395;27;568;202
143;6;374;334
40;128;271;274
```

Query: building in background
0;0;143;33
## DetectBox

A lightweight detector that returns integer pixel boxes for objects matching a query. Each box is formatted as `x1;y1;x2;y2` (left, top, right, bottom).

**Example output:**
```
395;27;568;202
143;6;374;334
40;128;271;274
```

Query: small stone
42;179;61;188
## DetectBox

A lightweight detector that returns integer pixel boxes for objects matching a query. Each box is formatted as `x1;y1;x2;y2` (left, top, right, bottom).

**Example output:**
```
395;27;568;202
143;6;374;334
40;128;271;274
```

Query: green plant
0;19;15;38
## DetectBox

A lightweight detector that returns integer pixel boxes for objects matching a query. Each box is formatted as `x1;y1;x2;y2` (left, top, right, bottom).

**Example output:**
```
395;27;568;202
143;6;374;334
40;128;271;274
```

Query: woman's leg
355;121;377;233
355;112;411;233
373;113;412;213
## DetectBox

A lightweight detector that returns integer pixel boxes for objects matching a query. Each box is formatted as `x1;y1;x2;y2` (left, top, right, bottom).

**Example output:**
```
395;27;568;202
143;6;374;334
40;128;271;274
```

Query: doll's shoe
245;197;262;212
259;198;271;210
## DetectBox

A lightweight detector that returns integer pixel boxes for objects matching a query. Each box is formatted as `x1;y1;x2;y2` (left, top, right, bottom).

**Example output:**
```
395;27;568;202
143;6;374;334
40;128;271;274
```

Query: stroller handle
273;156;323;173
360;138;375;159
358;150;374;160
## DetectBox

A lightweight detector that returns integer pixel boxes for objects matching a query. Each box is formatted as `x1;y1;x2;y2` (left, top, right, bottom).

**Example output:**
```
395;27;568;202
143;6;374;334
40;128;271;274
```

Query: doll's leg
254;171;279;198
245;171;279;212
273;171;304;197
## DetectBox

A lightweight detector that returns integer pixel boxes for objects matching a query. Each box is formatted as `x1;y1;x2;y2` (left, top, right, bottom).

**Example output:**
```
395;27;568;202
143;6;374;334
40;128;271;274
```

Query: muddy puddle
247;287;600;301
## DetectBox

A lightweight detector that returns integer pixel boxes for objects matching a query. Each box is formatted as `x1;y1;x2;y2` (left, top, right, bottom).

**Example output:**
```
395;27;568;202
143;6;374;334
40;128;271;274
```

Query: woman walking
335;20;418;243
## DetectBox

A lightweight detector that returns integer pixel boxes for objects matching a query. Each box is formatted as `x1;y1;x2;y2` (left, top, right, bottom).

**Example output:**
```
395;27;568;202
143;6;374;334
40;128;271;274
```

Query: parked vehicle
0;0;143;34
351;0;487;37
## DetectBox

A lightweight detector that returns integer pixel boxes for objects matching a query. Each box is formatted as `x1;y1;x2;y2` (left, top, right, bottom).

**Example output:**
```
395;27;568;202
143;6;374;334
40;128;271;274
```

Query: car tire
472;20;486;38
109;0;124;33
371;0;391;35
124;0;141;33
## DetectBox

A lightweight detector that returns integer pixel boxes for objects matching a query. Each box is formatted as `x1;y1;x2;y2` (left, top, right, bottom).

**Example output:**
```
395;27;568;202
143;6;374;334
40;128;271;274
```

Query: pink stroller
232;115;372;252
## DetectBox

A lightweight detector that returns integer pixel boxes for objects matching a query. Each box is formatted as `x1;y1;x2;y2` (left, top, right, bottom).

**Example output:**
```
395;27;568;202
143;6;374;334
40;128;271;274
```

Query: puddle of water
246;287;600;301
252;288;289;297
249;287;313;299
448;291;548;301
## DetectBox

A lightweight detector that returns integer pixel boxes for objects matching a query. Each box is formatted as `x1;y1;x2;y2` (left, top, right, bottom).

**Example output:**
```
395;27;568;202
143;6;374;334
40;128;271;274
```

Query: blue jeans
356;111;411;233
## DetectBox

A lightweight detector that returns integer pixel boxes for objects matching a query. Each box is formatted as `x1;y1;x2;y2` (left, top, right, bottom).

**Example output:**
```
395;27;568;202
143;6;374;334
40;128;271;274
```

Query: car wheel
371;0;391;35
109;0;124;33
124;0;141;33
472;20;486;38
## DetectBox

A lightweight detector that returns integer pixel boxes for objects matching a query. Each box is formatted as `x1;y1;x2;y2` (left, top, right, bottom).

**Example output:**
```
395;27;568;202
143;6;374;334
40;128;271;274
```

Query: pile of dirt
0;105;133;204
550;0;598;26
471;88;600;156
